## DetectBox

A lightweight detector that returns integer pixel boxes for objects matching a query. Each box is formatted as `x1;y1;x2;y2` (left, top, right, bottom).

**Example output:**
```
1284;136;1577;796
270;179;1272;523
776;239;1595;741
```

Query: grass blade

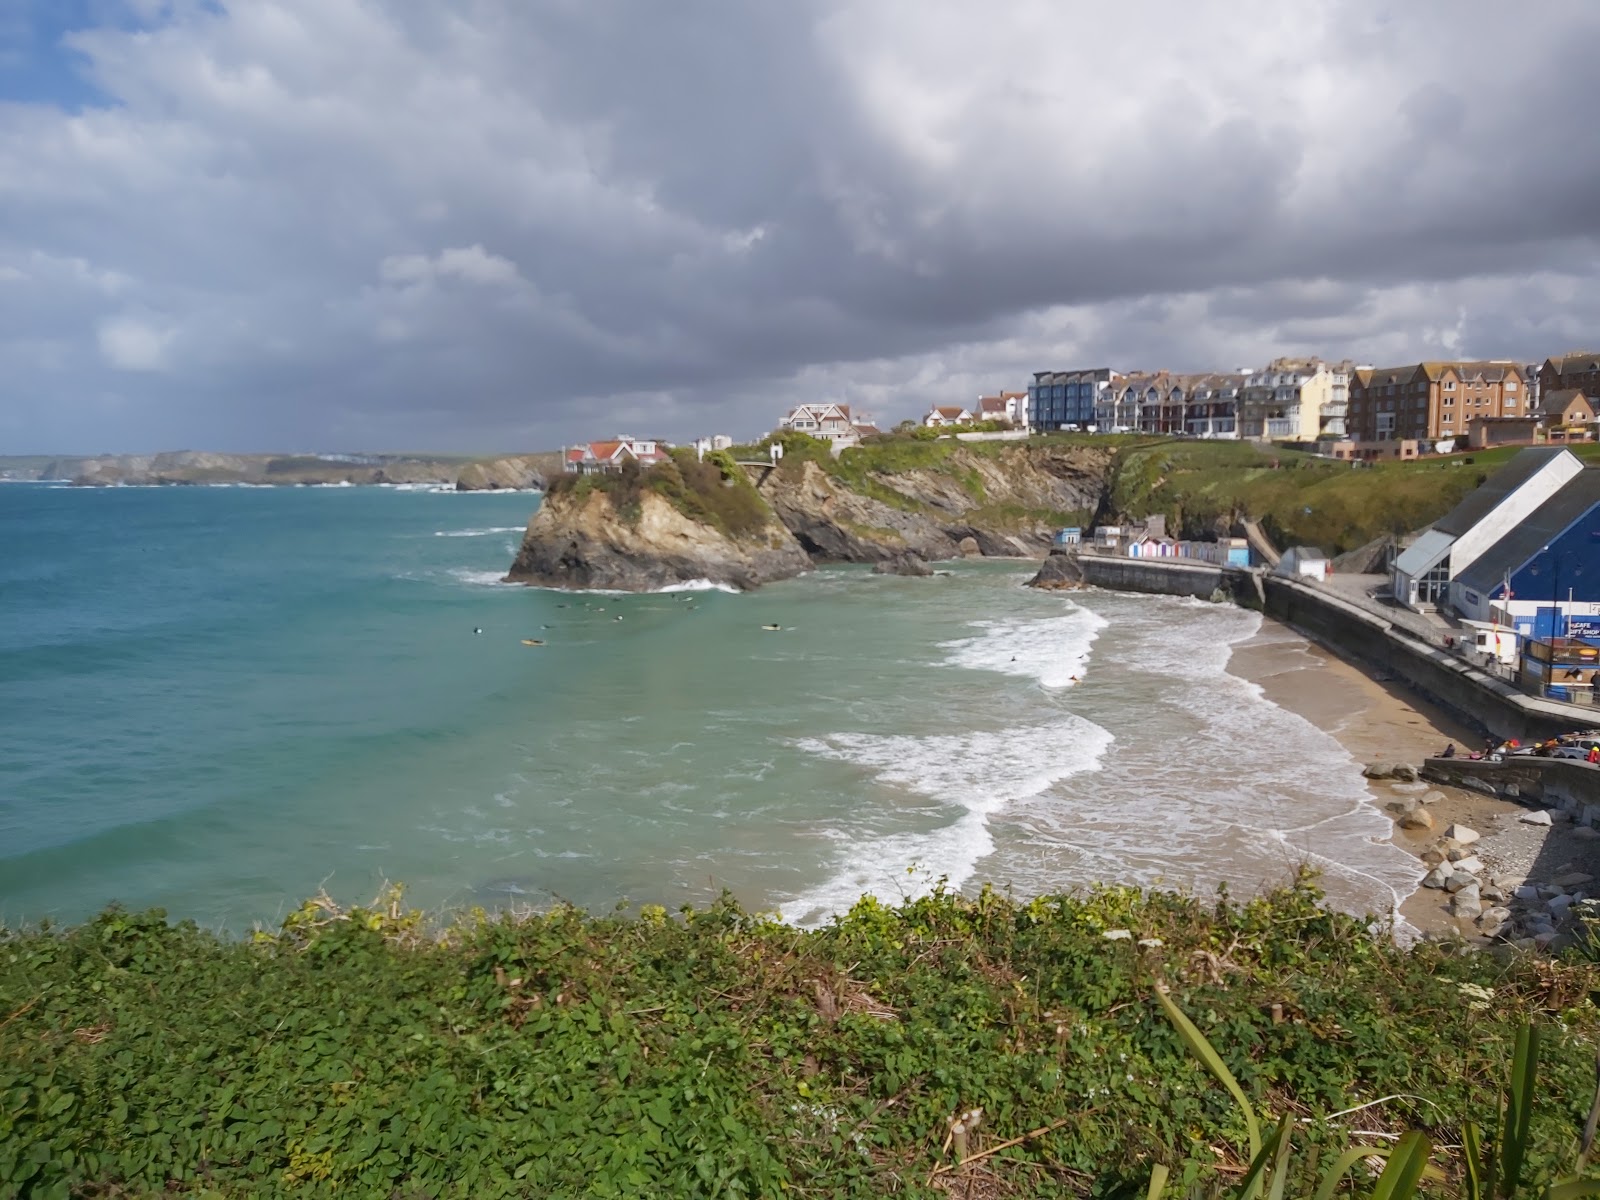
1311;1146;1392;1200
1233;1114;1290;1200
1145;1162;1169;1200
1369;1130;1430;1200
1462;1120;1484;1200
1264;1113;1294;1200
1576;1046;1600;1178
1501;1023;1542;1198
1548;1181;1600;1200
1154;986;1262;1161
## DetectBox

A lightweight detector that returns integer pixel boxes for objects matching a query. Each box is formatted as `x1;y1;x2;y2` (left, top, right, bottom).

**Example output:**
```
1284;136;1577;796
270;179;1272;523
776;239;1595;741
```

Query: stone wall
1422;755;1600;826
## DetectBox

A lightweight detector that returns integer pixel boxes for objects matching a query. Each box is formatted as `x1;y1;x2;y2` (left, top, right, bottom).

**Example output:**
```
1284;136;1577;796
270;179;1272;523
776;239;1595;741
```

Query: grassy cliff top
544;449;774;539
4;877;1599;1197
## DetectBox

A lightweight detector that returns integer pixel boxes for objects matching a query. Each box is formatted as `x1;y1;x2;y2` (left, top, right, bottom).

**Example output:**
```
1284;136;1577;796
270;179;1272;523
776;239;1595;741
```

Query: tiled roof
1545;352;1600;375
1539;388;1594;417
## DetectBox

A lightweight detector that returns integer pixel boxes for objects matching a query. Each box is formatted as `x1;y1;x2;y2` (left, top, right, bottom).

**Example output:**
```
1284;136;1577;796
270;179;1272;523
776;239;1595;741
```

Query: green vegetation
1106;440;1516;554
4;877;1600;1198
544;451;772;539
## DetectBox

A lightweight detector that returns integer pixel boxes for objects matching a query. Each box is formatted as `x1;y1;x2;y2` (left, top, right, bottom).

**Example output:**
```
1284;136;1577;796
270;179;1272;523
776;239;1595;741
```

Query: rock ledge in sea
505;486;810;592
1025;549;1086;590
871;552;934;577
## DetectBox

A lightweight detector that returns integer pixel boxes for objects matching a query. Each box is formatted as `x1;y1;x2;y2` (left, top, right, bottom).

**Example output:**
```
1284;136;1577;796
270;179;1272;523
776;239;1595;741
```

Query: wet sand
1225;616;1519;937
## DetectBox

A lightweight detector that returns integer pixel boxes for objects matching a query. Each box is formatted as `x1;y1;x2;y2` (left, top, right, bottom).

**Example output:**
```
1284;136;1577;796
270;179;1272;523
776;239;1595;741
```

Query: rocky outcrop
748;444;1111;564
871;552;934;577
1025;550;1086;590
455;457;545;492
752;460;960;561
505;487;810;592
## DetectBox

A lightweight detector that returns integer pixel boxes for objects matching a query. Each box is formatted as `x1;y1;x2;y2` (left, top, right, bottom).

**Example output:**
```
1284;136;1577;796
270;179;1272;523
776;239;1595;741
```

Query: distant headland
0;450;557;491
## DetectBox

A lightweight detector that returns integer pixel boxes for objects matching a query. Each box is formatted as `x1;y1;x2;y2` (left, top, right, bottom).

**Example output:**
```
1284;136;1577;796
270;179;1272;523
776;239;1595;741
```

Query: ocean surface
0;483;1421;931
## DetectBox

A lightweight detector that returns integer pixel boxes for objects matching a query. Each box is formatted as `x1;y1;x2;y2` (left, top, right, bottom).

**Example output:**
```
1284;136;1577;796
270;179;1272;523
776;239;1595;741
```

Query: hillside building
1348;361;1528;445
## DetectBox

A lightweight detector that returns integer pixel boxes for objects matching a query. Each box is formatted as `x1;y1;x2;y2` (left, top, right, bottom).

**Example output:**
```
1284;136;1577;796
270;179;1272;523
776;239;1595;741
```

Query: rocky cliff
506;442;1118;591
455;455;547;491
751;444;1113;562
504;486;811;591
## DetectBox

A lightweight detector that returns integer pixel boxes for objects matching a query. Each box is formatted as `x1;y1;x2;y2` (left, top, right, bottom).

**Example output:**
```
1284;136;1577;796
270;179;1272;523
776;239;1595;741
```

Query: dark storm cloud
3;0;1600;452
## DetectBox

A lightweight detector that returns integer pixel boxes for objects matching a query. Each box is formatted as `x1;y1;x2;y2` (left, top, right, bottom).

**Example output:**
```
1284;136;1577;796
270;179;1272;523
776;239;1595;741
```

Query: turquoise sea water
1;483;1422;931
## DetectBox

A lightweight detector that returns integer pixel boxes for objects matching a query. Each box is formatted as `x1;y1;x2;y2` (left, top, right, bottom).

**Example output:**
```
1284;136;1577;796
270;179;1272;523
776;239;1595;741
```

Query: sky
3;1;1600;454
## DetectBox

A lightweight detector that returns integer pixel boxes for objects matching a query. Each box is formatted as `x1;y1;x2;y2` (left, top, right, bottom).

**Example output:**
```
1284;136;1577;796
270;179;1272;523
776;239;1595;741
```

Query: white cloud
379;244;522;289
1;0;1598;451
97;315;175;371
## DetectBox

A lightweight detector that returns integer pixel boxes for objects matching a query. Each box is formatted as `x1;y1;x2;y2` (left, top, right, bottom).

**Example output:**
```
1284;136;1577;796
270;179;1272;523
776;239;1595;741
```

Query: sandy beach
1225;614;1526;937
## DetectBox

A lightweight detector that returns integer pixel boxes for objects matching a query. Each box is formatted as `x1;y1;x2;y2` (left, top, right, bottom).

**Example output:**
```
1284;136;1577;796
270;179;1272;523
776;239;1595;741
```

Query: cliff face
454;455;550;491
504;442;1120;591
504;487;811;591
752;445;1114;562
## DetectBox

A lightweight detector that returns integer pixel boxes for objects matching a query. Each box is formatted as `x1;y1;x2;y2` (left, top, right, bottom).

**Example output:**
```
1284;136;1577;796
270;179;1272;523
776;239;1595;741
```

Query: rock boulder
871;552;935;577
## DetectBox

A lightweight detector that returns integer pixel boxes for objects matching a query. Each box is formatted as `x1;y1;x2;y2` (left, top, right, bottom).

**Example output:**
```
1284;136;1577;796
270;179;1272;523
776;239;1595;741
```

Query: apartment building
1236;358;1350;442
1028;368;1118;432
1347;361;1528;444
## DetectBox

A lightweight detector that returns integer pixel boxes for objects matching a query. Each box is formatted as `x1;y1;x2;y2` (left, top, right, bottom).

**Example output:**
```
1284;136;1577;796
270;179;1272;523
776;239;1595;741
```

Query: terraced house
1347;361;1528;445
1236;357;1350;442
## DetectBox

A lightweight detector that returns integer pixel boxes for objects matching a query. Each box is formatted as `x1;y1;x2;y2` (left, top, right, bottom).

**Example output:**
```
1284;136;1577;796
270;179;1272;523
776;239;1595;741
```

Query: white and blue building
1390;447;1584;611
1452;467;1600;640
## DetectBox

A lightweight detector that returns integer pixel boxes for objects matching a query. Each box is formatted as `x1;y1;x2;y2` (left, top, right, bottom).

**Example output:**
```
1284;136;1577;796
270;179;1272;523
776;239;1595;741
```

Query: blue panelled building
1029;369;1114;432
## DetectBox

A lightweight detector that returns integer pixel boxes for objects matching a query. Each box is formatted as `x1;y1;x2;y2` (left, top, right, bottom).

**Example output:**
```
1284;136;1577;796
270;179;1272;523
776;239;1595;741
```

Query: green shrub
4;878;1600;1197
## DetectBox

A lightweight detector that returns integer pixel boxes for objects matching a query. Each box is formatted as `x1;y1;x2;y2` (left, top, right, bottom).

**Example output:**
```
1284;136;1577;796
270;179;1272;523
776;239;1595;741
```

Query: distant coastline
0;449;556;491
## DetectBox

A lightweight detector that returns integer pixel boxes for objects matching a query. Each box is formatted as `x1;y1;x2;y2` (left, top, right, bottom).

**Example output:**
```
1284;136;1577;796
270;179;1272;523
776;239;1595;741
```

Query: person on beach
1440;743;1456;758
1588;743;1599;765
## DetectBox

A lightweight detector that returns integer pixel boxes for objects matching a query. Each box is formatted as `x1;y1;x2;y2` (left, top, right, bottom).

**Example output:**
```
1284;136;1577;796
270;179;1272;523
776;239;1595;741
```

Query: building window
1444;381;1455;391
1507;380;1518;391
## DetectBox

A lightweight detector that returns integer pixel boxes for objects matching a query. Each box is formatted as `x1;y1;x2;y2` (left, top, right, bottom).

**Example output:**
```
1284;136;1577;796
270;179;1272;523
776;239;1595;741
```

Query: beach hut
1274;546;1331;581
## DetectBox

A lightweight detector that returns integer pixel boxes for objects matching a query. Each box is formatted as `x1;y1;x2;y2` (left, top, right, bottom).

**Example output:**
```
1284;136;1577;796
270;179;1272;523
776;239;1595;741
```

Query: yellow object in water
521;638;545;647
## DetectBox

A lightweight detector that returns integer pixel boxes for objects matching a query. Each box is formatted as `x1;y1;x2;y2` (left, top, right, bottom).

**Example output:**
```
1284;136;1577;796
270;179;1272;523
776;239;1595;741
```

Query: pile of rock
1416;822;1494;926
1407;800;1599;948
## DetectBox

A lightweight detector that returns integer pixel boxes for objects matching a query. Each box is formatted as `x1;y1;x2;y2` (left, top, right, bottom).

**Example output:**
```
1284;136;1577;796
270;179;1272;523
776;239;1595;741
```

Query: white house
924;405;972;428
564;436;670;475
1275;546;1331;581
1390;447;1584;611
779;403;861;449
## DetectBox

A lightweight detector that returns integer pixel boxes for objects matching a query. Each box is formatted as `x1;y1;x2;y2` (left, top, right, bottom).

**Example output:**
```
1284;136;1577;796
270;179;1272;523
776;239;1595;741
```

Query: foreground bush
2;877;1598;1198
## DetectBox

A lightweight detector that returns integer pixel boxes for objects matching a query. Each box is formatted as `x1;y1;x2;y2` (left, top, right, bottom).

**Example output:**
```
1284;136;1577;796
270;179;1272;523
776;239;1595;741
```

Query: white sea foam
448;568;519;587
940;602;1108;688
653;579;740;594
433;526;525;538
520;579;741;596
782;717;1113;926
988;595;1422;932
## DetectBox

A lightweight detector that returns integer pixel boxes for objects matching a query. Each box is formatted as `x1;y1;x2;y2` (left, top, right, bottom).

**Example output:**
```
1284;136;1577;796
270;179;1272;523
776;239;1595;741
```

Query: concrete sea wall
1068;551;1598;742
1262;576;1594;743
1074;554;1263;606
